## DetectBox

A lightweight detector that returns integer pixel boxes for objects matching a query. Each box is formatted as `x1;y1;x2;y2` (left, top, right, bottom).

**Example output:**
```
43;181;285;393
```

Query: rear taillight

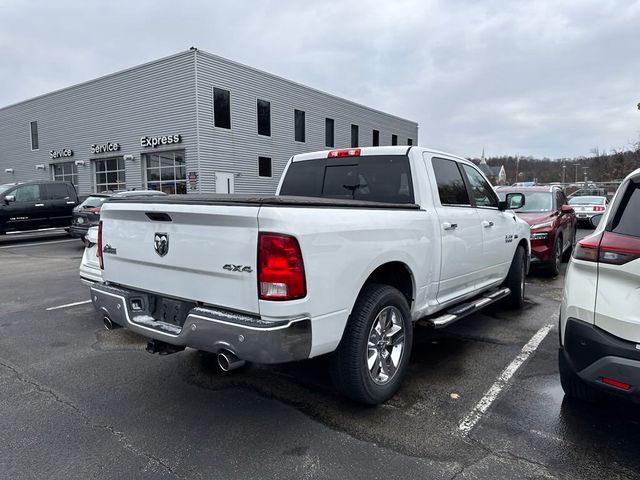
573;231;640;265
328;148;361;158
258;233;306;300
593;206;605;212
97;221;104;270
602;377;632;390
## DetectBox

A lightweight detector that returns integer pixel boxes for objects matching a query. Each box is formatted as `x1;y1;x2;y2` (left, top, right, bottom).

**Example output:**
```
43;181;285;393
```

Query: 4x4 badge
154;233;169;257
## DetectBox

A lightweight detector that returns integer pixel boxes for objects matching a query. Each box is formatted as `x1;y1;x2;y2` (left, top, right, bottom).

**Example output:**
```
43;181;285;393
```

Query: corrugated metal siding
0;51;197;195
195;51;418;194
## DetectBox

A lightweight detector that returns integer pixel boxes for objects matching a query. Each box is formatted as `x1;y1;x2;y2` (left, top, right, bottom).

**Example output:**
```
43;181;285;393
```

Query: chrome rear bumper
90;283;312;364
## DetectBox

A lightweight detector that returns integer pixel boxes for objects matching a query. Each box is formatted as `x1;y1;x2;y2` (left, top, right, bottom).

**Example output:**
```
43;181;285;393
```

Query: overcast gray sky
1;0;639;158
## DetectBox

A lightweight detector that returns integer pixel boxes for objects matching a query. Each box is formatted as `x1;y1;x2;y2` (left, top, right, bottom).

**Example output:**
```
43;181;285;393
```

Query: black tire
562;228;576;262
329;283;412;405
559;350;601;402
548;235;562;277
504;245;526;308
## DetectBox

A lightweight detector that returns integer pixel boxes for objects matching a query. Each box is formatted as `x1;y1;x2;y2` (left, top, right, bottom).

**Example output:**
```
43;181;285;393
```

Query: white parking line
0;239;77;249
458;322;555;436
45;300;92;311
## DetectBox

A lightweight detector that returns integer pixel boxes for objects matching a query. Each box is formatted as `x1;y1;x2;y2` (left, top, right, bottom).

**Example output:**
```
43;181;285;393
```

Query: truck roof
291;146;469;164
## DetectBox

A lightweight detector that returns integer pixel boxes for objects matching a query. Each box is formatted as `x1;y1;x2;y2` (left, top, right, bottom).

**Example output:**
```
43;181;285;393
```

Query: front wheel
329;283;413;405
504;245;526;308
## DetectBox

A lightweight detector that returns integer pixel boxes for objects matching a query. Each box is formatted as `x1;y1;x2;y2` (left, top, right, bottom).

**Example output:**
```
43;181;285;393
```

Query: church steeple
480;147;487;165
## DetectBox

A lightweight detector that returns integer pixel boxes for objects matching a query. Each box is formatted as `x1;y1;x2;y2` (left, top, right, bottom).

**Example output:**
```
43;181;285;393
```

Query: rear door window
610;181;640;237
280;155;414;203
431;157;470;206
45;183;71;200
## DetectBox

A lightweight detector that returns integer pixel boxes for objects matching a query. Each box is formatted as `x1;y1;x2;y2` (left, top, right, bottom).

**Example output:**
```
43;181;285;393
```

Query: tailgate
100;202;260;314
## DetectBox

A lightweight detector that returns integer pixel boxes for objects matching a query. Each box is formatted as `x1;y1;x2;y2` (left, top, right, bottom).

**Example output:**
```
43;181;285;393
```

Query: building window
294;109;305;142
30;121;39;150
372;129;380;147
407;138;413;146
213;87;231;129
95;157;125;192
351;124;359;148
52;162;78;186
325;118;335;147
257;99;271;136
258;156;272;177
392;134;398;146
144;151;186;194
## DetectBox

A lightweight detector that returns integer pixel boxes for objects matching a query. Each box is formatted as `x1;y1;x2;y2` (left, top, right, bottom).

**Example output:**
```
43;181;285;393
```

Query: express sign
140;134;182;148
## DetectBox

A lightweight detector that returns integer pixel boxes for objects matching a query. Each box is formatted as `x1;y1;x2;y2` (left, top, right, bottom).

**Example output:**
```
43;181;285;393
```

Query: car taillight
573;231;640;265
328;148;361;158
97;220;104;270
593;206;605;212
258;233;306;300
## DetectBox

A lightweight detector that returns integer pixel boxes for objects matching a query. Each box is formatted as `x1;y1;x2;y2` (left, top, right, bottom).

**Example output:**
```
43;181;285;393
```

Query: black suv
0;180;79;234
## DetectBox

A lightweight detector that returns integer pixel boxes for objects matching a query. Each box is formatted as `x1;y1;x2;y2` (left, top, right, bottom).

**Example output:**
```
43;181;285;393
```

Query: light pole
562;162;566;185
575;164;579;183
583;166;589;185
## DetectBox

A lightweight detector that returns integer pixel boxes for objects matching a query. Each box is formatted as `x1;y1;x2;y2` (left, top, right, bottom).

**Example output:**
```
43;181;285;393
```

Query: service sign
140;134;182;148
91;142;120;154
49;148;73;159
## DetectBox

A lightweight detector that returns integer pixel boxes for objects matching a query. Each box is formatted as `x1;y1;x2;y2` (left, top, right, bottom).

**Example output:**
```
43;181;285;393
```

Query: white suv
559;168;640;402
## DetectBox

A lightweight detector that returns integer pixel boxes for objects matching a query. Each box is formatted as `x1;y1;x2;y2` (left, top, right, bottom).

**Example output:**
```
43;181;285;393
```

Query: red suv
496;186;577;275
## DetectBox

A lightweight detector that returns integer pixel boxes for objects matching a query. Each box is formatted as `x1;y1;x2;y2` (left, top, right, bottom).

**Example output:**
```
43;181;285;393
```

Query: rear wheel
562;228;576;262
548;236;562;277
559;351;602;402
329;284;412;405
504;245;526;308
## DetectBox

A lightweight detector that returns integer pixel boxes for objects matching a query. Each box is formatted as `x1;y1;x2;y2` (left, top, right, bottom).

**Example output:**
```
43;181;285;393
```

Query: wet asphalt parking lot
1;228;639;480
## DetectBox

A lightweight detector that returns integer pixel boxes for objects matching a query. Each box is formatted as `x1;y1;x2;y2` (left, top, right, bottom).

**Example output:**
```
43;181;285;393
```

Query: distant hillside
470;144;640;184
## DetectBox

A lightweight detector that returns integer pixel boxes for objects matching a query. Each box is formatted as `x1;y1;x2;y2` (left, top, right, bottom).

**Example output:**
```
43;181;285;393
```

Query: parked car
496;185;577;276
568;195;608;226
559;168;640;403
70;190;166;242
88;146;530;404
80;226;101;286
0;180;79;235
568;187;607;198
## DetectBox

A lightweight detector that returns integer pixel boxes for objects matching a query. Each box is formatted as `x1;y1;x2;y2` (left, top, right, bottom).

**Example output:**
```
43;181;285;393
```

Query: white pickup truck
90;146;530;404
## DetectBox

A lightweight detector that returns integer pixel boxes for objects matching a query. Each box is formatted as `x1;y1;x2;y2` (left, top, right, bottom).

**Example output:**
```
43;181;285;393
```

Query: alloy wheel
366;306;405;385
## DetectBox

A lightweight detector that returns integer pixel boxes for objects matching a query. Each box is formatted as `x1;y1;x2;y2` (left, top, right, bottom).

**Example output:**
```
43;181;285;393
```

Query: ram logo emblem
154;233;169;257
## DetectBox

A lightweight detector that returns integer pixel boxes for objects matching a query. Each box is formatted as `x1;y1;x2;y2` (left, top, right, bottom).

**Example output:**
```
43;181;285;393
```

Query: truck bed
107;194;421;210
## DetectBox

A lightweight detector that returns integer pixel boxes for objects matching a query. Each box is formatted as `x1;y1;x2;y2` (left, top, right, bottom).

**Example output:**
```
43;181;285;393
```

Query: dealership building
0;48;418;195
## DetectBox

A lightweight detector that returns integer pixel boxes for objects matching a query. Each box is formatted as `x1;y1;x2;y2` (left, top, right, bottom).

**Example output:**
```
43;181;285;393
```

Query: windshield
569;196;605;205
79;196;109;208
498;191;553;213
0;183;16;195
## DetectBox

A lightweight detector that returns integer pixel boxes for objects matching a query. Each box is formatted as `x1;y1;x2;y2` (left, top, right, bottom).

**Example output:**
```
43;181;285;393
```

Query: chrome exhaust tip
103;316;120;331
217;350;245;372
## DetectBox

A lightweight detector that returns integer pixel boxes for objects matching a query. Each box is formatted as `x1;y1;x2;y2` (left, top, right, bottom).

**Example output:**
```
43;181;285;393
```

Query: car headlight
531;232;549;240
530;220;554;230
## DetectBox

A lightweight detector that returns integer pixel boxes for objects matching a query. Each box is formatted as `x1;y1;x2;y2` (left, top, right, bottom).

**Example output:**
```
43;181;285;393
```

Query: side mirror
561;204;574;214
4;195;15;204
500;192;525;211
590;213;604;228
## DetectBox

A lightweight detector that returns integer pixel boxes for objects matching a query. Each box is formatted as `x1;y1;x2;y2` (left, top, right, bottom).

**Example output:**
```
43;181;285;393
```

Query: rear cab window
45;183;72;200
280;155;414;204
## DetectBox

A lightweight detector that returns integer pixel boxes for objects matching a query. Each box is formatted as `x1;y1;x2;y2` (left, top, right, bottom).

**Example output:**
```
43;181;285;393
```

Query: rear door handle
35;203;45;207
442;222;458;231
482;220;494;228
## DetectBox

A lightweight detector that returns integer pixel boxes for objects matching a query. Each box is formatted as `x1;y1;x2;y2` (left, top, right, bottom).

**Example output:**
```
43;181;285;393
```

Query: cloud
1;0;639;158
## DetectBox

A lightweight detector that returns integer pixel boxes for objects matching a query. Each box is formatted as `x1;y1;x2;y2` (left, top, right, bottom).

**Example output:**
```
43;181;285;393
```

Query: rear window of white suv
611;181;640;237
